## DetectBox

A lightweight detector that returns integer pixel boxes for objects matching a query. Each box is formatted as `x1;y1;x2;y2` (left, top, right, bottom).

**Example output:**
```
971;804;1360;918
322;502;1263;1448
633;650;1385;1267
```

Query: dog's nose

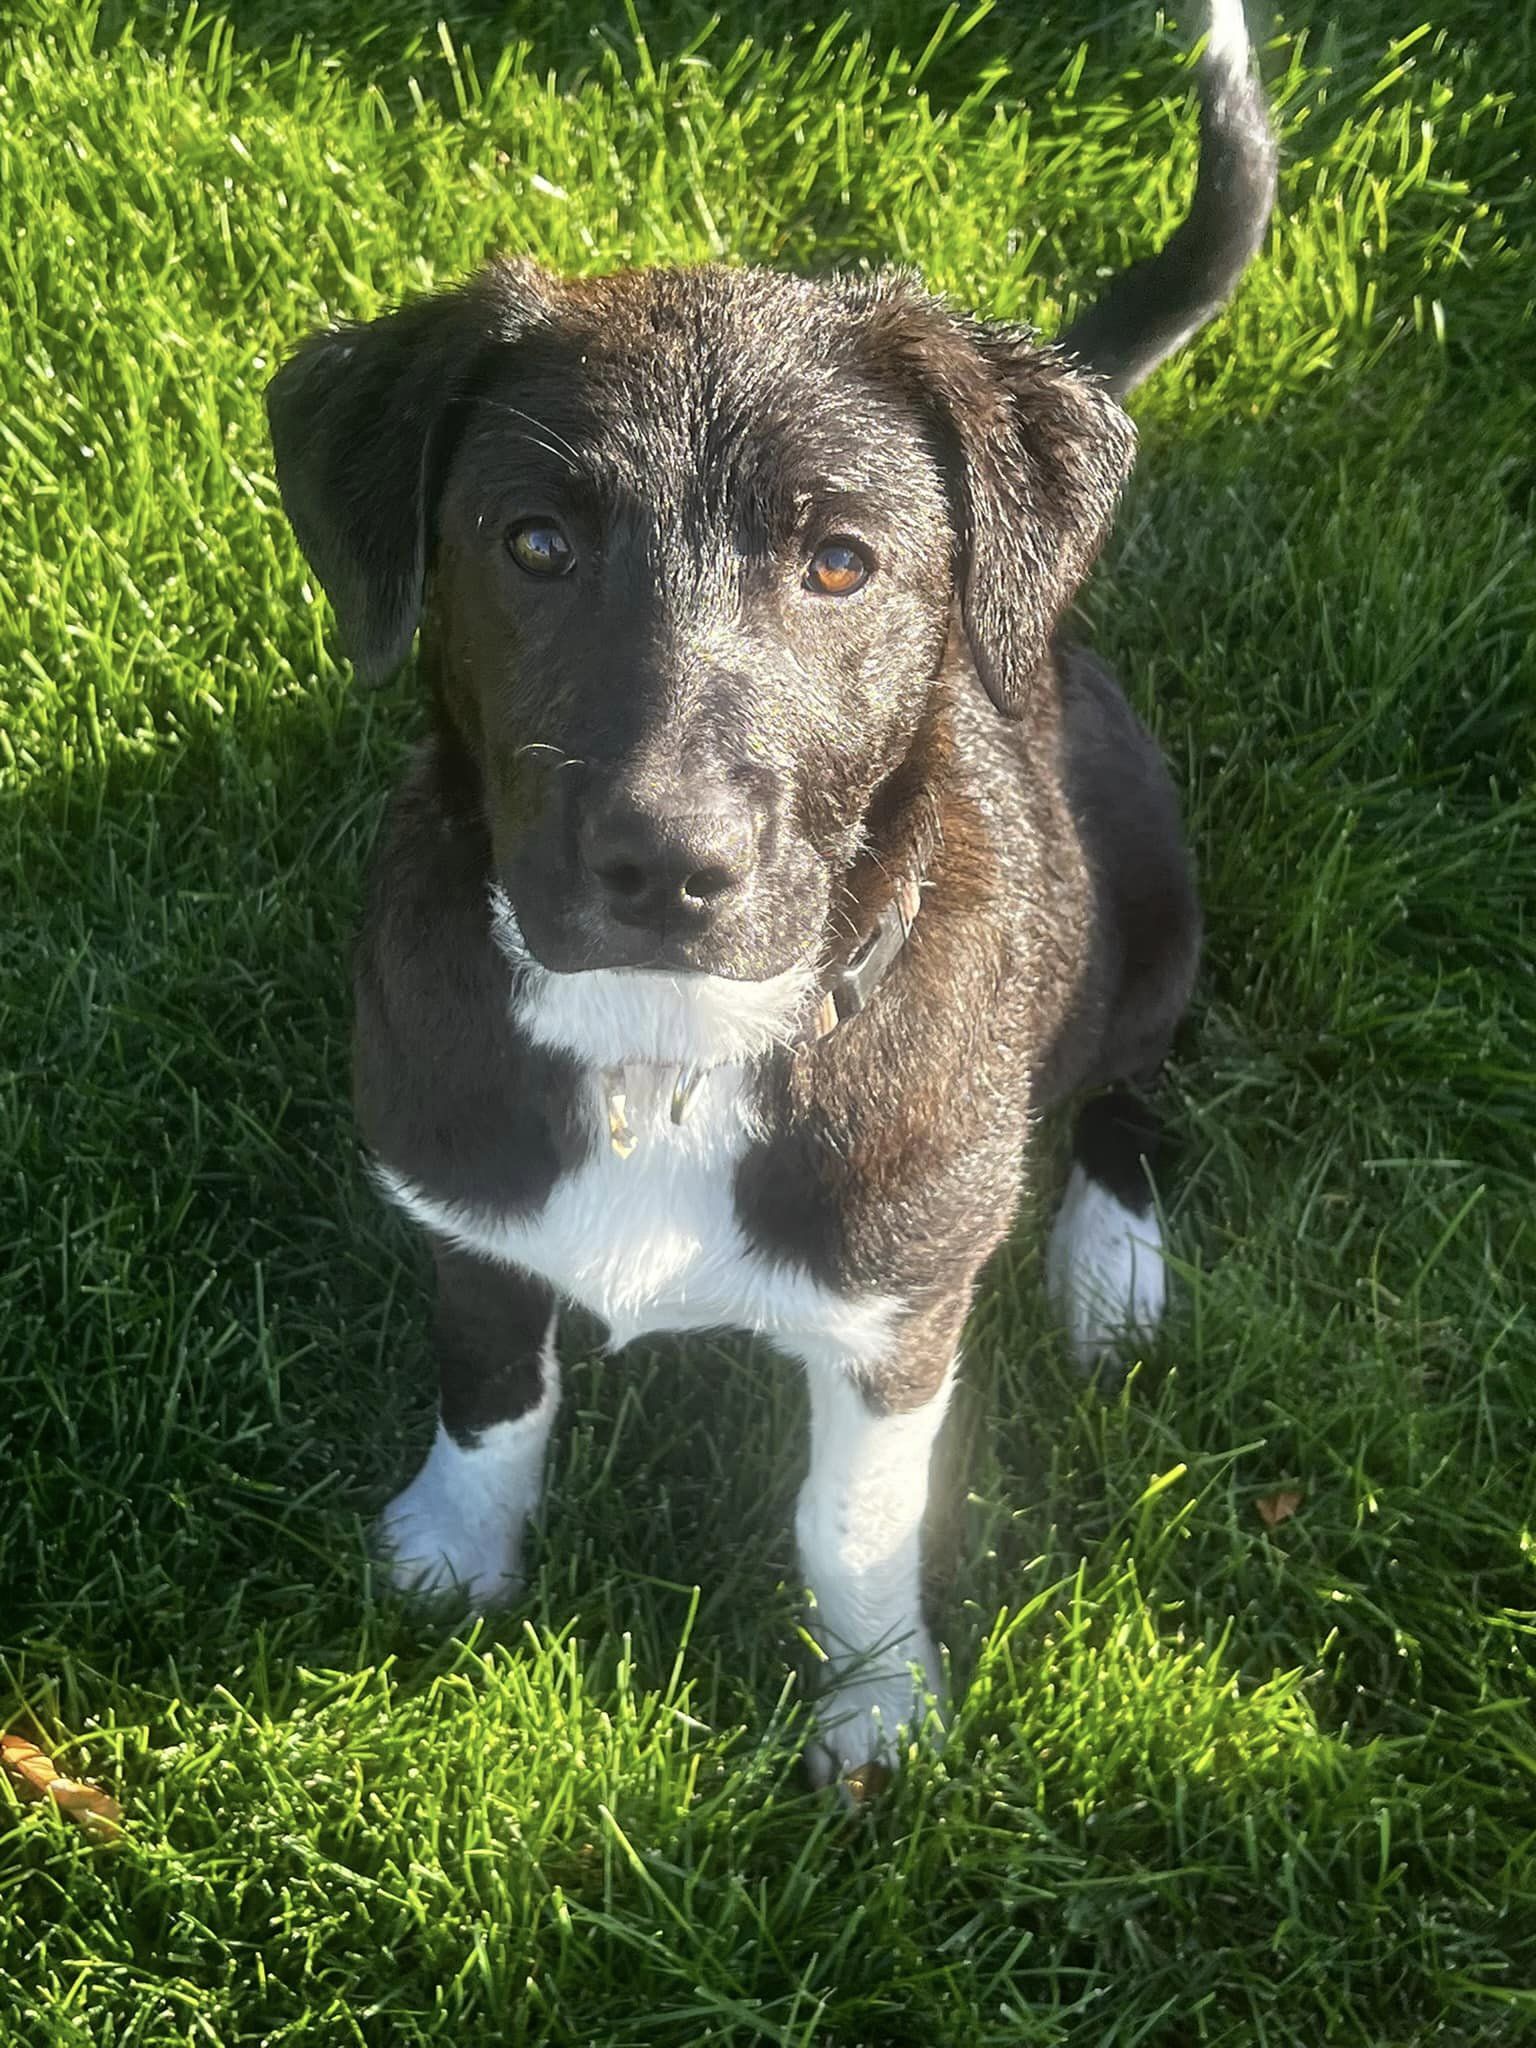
580;792;757;929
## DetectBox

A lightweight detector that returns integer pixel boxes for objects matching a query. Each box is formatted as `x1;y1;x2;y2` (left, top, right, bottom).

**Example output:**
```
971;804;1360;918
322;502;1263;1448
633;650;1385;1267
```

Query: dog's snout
580;789;758;929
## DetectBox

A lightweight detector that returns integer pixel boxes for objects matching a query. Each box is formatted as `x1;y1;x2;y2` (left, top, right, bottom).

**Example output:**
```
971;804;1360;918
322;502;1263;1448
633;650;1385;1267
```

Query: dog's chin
487;885;819;1068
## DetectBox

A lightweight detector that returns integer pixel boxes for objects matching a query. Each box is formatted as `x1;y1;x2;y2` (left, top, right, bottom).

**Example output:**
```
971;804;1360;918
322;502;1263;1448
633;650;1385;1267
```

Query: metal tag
602;1066;637;1158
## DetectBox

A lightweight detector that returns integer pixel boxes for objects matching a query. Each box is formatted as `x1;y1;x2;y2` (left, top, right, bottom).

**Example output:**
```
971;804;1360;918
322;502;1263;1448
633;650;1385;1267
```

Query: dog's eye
806;541;870;597
507;521;575;578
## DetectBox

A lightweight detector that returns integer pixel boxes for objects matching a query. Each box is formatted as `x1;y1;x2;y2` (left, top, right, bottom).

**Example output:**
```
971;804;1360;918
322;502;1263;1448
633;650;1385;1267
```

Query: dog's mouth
526;933;729;978
495;902;813;983
488;885;821;1070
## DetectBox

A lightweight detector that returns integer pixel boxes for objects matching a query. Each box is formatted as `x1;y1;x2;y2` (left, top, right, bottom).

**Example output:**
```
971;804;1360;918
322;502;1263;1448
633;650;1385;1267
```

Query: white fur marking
793;1352;954;1784
1203;0;1250;78
1046;1163;1167;1370
373;1067;899;1356
377;1329;560;1609
488;888;816;1067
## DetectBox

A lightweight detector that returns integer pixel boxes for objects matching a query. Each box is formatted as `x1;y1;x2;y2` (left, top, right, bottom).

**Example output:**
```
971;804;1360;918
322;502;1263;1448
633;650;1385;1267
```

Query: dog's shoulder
735;657;1101;1297
354;736;591;1211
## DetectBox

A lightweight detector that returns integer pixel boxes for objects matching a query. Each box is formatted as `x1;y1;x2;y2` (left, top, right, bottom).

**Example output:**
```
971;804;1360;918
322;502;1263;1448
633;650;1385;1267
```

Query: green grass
3;0;1534;2039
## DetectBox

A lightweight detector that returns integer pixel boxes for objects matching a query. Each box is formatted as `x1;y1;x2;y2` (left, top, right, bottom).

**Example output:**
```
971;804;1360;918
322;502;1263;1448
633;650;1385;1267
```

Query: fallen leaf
841;1759;892;1806
1256;1489;1304;1530
2;1733;124;1842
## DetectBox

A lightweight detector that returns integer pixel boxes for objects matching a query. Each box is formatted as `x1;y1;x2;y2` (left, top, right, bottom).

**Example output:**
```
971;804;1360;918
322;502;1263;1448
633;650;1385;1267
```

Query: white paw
805;1635;943;1794
375;1420;544;1611
1046;1163;1166;1371
376;1480;523;1609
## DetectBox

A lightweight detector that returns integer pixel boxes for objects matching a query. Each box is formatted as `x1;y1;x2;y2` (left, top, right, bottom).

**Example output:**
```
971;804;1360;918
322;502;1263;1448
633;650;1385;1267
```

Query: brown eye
807;540;870;596
508;520;574;578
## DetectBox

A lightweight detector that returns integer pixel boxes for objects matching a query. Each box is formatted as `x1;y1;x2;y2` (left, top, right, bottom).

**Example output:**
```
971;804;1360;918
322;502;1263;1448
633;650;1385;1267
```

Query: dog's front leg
792;1294;967;1789
377;1246;559;1611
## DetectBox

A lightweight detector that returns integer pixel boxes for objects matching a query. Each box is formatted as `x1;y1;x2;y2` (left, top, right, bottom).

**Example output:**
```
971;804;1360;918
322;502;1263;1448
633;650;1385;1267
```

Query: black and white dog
266;0;1276;1786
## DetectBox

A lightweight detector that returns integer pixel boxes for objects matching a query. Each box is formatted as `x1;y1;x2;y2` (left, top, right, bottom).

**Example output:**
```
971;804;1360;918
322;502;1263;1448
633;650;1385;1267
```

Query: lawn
2;0;1534;2039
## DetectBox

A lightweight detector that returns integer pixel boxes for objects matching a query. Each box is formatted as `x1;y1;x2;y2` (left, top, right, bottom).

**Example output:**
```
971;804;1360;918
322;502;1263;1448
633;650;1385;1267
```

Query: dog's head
267;261;1133;982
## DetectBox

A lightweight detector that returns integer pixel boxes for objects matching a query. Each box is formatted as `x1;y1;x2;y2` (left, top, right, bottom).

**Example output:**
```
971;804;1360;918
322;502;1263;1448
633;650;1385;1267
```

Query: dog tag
669;1065;705;1126
602;1066;637;1158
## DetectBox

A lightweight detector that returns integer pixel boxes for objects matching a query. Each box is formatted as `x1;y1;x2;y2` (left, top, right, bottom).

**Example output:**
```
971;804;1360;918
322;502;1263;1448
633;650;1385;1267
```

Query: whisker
515;431;579;473
475;400;584;469
513;740;588;772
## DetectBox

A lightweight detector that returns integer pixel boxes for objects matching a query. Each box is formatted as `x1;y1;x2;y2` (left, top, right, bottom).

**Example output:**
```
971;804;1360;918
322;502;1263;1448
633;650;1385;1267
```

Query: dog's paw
376;1482;525;1610
805;1641;943;1796
1046;1163;1166;1372
375;1429;531;1612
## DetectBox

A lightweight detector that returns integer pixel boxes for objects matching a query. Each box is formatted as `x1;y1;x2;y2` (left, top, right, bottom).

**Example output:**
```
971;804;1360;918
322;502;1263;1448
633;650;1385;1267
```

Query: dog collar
792;796;938;1050
601;828;932;1155
793;866;925;1048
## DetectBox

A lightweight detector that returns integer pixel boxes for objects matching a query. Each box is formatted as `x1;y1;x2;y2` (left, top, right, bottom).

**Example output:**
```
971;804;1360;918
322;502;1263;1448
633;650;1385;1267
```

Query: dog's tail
1056;0;1277;397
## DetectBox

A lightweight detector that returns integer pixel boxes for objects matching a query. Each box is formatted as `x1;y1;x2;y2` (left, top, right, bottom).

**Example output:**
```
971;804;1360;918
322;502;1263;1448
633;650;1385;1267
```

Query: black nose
580;790;757;930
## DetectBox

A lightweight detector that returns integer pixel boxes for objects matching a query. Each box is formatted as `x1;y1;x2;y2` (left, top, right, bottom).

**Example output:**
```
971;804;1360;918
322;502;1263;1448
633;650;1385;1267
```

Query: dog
266;0;1276;1788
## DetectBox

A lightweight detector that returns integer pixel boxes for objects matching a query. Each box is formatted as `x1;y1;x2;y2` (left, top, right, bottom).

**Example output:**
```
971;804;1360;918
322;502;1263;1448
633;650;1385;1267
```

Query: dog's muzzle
577;778;763;940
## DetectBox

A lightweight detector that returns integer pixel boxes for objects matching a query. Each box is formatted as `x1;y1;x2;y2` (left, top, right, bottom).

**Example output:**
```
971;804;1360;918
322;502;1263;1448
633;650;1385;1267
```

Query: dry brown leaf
1256;1489;1304;1529
2;1733;124;1842
842;1759;893;1806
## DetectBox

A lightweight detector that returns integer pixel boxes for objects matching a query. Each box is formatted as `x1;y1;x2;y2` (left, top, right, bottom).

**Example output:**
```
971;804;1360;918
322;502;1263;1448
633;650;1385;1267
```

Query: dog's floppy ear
849;283;1136;718
265;260;552;680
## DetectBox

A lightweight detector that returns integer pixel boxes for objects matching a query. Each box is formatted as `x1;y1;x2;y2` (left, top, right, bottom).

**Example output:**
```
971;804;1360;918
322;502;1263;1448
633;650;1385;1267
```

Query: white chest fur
379;1063;890;1352
375;905;898;1364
